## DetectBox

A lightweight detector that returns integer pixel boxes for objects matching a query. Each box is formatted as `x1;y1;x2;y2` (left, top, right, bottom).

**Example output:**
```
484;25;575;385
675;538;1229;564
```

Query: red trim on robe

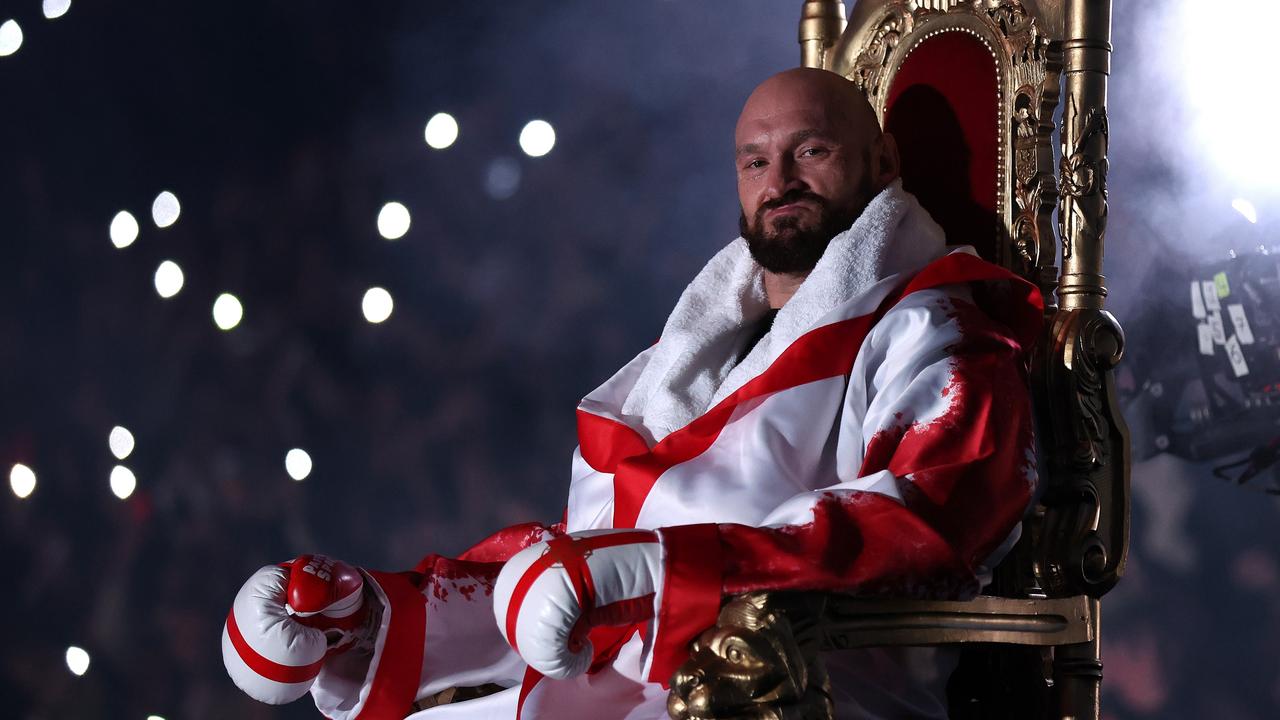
353;571;427;720
649;523;724;686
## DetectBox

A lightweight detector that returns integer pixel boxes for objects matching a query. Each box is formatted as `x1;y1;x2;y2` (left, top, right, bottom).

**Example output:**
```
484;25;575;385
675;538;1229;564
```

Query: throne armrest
666;591;1097;720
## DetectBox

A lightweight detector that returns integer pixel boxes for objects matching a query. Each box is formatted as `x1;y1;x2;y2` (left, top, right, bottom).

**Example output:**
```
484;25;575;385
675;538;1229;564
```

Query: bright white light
65;646;90;676
9;463;36;499
362;287;393;323
377;202;411;240
212;293;243;330
110;465;137;500
0;20;23;57
424;112;459;149
1181;1;1280;190
154;260;184;298
485;157;522;200
519;120;556;158
43;0;71;20
151;191;181;228
109;426;135;460
1232;198;1258;224
146;716;166;720
110;211;139;249
285;448;312;481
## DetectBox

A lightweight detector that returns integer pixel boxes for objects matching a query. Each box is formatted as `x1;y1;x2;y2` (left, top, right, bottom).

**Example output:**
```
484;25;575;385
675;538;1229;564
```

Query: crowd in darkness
3;2;1280;719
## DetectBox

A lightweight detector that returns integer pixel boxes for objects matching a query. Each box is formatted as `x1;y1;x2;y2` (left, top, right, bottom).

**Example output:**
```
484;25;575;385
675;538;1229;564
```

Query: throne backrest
802;0;1128;600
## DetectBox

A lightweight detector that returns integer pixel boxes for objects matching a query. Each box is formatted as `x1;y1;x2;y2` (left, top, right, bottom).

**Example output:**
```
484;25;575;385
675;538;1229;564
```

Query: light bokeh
424;112;459;149
377;201;411;240
110;211;140;249
519;119;555;157
9;463;36;499
109;426;135;460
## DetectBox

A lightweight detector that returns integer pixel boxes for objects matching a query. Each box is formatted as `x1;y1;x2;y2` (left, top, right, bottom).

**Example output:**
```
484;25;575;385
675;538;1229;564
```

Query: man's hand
222;555;373;705
493;529;663;679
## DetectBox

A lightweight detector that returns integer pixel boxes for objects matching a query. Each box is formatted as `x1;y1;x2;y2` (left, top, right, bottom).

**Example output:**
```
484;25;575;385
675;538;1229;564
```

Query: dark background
2;1;1278;718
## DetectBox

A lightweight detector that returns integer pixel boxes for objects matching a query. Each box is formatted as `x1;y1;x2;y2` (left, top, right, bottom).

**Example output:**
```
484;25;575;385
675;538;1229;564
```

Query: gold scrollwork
850;7;913;96
1058;101;1109;261
668;593;832;720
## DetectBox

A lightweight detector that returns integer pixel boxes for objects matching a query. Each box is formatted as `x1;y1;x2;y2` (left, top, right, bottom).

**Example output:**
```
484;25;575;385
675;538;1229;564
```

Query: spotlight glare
154;260;184;298
109;466;137;500
285;448;312;481
377;202;411;240
43;0;72;20
151;191;181;228
212;293;243;330
424;112;459;149
110;211;140;249
1232;198;1258;224
1181;1;1280;189
362;287;393;324
108;426;135;460
0;20;23;57
147;716;167;720
9;463;36;499
65;646;90;676
519;119;556;158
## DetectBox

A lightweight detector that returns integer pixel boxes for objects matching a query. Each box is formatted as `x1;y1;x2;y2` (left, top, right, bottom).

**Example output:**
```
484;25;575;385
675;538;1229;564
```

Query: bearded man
222;68;1041;719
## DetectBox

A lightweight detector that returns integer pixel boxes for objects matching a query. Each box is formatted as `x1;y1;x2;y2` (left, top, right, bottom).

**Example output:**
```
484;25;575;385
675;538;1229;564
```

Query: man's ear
874;132;901;187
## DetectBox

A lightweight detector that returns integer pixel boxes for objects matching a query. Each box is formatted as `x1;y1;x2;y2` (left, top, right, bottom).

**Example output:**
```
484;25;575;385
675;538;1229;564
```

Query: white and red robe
305;181;1043;719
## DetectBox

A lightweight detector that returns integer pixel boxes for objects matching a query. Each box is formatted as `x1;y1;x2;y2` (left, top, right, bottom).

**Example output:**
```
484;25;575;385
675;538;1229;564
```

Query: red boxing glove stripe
225;609;327;685
503;531;656;656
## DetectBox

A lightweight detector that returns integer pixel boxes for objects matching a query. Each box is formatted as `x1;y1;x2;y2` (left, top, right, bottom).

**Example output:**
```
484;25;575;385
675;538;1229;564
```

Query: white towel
621;179;947;442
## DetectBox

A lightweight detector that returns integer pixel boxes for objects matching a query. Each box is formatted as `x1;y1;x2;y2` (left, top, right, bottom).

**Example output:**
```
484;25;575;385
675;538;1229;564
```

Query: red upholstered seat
884;31;1000;262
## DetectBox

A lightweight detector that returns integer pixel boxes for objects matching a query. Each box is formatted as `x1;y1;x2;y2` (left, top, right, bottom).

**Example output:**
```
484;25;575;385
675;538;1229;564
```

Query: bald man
222;69;1041;719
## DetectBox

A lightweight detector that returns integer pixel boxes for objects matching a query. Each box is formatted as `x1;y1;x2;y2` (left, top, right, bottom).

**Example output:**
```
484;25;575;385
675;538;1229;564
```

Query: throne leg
1052;598;1101;720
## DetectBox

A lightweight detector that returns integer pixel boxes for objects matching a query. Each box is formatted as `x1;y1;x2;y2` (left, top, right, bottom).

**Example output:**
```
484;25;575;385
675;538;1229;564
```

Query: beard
740;182;873;275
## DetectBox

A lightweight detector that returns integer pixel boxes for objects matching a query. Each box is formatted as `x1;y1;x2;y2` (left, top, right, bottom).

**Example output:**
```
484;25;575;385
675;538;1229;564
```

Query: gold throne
667;2;1128;718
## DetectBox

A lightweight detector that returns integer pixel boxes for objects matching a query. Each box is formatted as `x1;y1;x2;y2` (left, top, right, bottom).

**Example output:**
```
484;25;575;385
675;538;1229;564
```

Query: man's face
735;91;877;274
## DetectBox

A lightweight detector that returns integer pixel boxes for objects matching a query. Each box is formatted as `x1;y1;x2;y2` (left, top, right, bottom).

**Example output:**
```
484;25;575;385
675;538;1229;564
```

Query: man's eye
800;147;828;157
745;159;766;169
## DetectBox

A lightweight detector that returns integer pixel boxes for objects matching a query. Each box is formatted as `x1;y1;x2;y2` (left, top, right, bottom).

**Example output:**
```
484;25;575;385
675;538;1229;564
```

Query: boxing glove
493;529;663;680
222;555;372;705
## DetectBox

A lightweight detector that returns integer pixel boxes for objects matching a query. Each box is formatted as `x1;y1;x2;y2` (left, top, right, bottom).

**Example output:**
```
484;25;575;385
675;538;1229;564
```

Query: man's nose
761;155;806;202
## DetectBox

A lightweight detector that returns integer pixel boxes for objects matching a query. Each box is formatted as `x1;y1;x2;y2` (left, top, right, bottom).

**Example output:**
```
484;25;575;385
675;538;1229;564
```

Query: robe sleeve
310;522;564;719
648;286;1039;682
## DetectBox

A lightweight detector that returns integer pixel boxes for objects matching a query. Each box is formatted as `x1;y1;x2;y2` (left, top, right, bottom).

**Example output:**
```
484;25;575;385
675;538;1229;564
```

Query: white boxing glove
493;529;663;680
222;555;371;705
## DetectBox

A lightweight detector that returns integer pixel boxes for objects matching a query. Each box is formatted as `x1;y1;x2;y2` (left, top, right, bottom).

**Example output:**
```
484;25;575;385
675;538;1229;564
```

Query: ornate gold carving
668;593;832;720
850;7;913;96
1058;100;1109;262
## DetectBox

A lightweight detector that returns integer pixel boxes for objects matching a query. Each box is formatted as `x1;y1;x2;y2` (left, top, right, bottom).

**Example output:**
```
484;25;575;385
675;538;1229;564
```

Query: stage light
362;287;393;323
9;463;36;499
147;716;166;720
285;448;312;481
0;20;22;57
151;190;181;228
377;201;411;240
109;426;135;460
1232;198;1258;225
212;293;243;330
485;157;522;200
519;120;555;157
1181;0;1280;190
43;0;71;20
154;260;183;298
424;112;459;149
110;466;137;499
110;211;139;249
65;646;90;676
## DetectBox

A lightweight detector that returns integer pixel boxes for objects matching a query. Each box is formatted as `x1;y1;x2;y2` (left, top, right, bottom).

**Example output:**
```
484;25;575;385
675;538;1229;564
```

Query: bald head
735;68;881;151
734;68;900;279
